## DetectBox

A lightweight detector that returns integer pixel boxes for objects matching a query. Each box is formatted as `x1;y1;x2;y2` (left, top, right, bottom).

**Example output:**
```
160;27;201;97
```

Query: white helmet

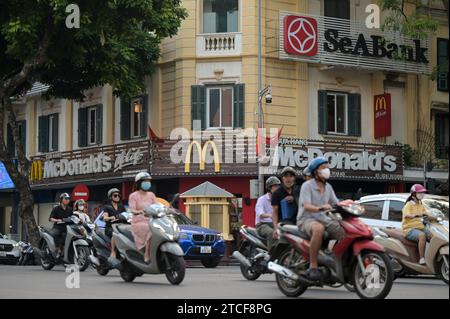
135;172;152;183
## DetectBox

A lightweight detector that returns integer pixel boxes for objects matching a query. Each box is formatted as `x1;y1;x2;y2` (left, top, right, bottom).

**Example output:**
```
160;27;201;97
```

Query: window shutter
78;107;88;147
6;124;15;156
318;90;328;134
52;114;59;151
437;39;449;92
348;93;362;137
96;105;103;144
435;114;442;158
120;99;131;140
38;116;49;153
19;120;26;154
233;84;245;129
191;85;206;130
140;95;149;138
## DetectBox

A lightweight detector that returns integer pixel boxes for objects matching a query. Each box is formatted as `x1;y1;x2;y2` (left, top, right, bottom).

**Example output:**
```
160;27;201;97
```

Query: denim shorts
405;229;431;242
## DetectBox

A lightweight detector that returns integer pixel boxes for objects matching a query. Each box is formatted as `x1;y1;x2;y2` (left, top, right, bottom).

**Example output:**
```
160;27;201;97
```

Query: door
385;200;405;230
359;200;388;229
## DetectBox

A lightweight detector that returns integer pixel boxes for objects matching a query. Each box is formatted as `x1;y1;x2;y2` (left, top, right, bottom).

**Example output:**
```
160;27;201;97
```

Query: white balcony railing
197;32;242;57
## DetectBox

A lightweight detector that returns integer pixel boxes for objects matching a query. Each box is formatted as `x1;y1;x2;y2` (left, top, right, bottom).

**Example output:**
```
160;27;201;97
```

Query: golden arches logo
29;160;43;181
184;141;221;173
375;96;387;112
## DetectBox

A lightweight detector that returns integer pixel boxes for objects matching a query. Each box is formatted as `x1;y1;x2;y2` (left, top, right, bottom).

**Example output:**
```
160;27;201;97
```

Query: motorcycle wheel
275;250;307;298
75;246;90;272
200;257;221;268
40;241;55;271
240;264;262;281
165;254;186;285
436;255;449;285
120;261;137;282
96;266;110;276
352;251;393;299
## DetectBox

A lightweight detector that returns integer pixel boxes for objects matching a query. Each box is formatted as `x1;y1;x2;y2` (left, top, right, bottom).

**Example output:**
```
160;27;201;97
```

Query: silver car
0;233;20;265
357;193;449;230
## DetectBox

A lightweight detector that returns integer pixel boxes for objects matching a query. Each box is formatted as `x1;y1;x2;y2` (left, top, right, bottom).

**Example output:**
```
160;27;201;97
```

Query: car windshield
170;213;195;225
423;198;449;220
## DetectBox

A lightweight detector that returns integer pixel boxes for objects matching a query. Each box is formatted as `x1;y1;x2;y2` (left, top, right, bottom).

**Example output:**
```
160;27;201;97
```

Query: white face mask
78;206;85;211
319;168;331;180
416;193;424;200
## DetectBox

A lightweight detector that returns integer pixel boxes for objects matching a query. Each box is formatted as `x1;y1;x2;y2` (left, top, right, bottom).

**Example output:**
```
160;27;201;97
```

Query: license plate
200;246;212;254
0;251;6;257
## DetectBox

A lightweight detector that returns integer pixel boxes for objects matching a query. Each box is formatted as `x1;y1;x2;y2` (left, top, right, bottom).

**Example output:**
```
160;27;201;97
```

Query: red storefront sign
374;94;392;139
283;15;318;56
72;184;90;201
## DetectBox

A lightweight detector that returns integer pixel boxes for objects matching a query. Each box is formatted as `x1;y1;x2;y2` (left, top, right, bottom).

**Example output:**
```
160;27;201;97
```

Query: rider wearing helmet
255;176;281;249
297;157;345;281
73;199;91;224
128;172;157;264
103;188;127;265
402;184;431;265
49;193;73;259
271;167;301;237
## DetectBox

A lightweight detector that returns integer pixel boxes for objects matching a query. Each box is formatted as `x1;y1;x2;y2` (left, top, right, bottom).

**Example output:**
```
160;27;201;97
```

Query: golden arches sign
184;141;221;173
29;160;43;182
375;96;387;111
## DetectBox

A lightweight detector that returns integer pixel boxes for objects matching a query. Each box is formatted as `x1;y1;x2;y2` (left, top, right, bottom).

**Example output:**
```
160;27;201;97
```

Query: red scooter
268;200;394;299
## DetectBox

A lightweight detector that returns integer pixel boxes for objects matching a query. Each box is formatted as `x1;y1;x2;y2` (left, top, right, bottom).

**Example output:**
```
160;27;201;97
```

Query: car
170;211;226;268
357;193;449;231
0;233;21;265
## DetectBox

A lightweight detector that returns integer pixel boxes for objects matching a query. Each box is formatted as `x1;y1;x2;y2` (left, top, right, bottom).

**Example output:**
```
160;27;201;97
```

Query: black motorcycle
18;241;35;265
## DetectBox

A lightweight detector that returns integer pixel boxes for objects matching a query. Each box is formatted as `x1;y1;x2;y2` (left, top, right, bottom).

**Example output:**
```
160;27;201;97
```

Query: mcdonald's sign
184;141;221;173
374;94;392;139
29;160;43;182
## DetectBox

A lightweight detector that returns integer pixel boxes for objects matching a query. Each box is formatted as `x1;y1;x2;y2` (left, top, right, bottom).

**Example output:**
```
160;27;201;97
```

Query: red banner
374;94;392;139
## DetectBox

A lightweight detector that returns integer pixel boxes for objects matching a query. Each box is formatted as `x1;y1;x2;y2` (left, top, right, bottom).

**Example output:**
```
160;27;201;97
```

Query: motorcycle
18;241;35;265
37;215;91;271
268;201;394;299
232;225;287;280
373;211;449;285
112;204;186;285
90;211;132;276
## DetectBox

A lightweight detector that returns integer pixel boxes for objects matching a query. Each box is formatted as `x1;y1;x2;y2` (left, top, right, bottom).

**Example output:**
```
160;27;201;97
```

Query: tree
0;0;187;246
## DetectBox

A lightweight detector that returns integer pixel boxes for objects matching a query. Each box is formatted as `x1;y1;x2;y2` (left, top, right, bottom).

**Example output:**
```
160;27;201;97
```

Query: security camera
265;93;272;104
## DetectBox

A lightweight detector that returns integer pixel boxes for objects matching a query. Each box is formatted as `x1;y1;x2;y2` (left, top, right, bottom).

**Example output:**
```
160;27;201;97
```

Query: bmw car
0;233;20;265
170;211;225;268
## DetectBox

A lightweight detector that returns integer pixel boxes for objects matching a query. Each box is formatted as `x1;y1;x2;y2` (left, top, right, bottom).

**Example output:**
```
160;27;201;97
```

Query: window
326;93;347;135
435;112;449;159
388;201;405;222
120;95;148;141
318;91;361;137
207;87;233;128
78;105;103;147
203;0;239;33
38;114;58;153
6;121;26;157
361;201;385;220
437;38;449;92
324;0;350;19
191;84;244;129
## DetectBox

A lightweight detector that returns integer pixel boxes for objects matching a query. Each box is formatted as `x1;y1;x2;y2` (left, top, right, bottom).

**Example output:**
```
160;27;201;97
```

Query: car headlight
217;234;224;241
179;232;189;240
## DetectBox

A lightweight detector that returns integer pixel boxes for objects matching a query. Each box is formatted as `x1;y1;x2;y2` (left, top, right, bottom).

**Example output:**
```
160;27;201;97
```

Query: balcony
196;33;242;57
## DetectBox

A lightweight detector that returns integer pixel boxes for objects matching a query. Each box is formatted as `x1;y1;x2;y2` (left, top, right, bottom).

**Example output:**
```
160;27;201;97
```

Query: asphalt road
0;264;448;299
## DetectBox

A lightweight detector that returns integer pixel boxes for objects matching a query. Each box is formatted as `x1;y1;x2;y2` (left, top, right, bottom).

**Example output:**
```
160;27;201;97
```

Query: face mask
78;205;85;211
416;193;424;200
141;181;152;191
319;168;331;180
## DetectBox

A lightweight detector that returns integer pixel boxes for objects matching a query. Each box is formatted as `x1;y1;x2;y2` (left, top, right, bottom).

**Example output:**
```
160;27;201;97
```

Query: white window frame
206;86;234;129
326;92;348;136
131;97;143;139
87;106;97;145
201;0;240;34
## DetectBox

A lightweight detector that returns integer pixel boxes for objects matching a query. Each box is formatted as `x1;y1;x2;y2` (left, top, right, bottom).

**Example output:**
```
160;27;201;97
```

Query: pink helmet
410;184;427;193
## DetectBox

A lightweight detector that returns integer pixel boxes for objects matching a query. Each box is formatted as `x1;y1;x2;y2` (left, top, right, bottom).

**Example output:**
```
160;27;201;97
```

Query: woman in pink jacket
128;172;157;263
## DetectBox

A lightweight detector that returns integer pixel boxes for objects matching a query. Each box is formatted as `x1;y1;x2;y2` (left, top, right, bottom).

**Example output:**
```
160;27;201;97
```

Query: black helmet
266;176;281;191
107;188;121;199
280;166;297;177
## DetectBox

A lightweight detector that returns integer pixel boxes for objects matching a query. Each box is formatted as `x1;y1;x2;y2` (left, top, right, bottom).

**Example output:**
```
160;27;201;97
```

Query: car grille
0;244;13;252
192;234;216;243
